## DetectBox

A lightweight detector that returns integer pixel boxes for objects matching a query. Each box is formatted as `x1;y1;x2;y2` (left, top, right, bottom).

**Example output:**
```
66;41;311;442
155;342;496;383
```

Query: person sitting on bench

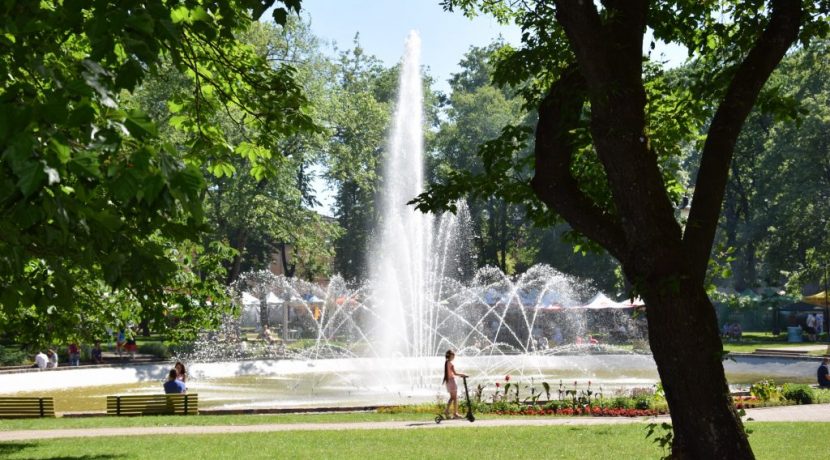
260;325;280;344
163;370;186;394
818;358;830;389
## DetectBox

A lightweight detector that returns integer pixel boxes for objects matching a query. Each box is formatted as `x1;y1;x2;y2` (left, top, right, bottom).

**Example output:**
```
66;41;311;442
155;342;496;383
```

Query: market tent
241;292;259;305
583;293;621;309
803;291;829;306
241;292;283;305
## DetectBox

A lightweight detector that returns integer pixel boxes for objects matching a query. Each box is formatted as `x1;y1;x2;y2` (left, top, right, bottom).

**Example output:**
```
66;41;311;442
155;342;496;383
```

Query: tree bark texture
532;1;802;457
226;229;248;284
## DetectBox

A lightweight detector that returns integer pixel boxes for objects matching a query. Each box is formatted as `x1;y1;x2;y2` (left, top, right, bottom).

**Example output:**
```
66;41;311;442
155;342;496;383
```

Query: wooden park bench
106;394;198;416
0;397;56;418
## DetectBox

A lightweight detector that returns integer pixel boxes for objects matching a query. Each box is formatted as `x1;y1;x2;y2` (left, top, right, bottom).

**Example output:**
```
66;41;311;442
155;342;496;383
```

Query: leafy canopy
0;0;313;344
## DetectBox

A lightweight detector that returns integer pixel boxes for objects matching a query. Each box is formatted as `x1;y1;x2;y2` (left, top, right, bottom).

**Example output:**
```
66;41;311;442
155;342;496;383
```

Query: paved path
1;404;828;442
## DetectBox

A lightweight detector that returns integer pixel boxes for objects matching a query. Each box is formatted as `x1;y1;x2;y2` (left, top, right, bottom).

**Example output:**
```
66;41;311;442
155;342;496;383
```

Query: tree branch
683;0;802;281
553;0;608;83
531;67;628;260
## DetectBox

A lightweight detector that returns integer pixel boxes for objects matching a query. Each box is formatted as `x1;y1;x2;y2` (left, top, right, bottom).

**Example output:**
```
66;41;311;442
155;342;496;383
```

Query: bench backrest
106;394;198;416
0;397;56;418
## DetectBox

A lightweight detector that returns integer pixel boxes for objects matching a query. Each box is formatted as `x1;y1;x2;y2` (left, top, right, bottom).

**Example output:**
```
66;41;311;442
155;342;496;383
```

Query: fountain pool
0;354;817;413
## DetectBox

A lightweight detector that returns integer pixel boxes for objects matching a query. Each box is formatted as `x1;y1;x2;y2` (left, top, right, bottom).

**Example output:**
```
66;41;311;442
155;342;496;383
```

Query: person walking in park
806;313;817;342
124;336;137;359
818;358;830;389
442;350;467;419
67;343;80;366
115;329;126;357
163;369;186;394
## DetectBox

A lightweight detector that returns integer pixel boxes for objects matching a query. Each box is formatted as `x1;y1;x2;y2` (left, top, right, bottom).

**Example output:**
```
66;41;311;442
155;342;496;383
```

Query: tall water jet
370;31;432;359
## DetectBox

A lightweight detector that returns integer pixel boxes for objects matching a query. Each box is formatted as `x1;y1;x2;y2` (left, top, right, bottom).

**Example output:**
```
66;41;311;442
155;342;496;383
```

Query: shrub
634;397;652;410
138;342;170;359
813;388;830;404
609;397;634;409
750;379;782;402
0;345;29;366
782;384;814;404
543;400;569;411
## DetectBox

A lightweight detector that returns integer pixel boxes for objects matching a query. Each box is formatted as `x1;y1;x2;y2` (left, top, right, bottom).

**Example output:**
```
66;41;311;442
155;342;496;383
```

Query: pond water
0;354;816;413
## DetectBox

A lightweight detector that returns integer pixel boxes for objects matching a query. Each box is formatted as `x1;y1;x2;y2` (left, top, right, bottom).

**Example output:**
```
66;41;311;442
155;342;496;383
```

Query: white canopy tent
240;292;284;305
580;293;641;309
582;293;621;309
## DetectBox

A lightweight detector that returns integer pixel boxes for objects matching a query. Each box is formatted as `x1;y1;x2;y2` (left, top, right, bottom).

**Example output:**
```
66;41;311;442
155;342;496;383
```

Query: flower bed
733;395;762;409
493;406;666;417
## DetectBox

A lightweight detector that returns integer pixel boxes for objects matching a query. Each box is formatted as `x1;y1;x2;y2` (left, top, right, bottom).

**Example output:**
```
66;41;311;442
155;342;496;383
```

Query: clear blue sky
300;0;521;94
298;1;685;94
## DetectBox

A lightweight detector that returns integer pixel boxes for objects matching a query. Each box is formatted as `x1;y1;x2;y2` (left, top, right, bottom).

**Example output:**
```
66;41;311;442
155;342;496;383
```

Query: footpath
1;404;829;442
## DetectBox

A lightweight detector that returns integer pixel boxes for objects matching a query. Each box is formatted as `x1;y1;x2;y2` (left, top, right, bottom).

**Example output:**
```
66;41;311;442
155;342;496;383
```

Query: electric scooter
435;376;475;424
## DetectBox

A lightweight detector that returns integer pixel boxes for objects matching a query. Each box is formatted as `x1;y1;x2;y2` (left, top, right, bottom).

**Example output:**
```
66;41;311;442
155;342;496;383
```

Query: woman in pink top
442;350;467;419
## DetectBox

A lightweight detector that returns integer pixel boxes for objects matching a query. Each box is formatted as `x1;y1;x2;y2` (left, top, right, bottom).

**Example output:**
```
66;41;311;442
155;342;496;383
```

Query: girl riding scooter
442;349;468;419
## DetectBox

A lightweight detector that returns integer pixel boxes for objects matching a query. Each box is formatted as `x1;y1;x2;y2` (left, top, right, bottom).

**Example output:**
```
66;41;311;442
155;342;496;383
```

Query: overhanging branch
531;67;628;260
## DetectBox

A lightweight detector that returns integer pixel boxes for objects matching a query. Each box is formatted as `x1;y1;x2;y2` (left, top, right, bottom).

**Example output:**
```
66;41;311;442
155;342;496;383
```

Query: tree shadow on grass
0;442;124;460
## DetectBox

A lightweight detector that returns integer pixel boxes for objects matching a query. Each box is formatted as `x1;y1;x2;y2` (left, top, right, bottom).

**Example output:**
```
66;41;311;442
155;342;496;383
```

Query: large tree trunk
639;274;752;458
259;299;268;328
226;229;248;284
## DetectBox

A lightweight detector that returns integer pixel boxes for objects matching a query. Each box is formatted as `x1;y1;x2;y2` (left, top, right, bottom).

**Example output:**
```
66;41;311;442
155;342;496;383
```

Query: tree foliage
432;43;618;285
716;42;830;292
0;0;313;344
325;39;393;281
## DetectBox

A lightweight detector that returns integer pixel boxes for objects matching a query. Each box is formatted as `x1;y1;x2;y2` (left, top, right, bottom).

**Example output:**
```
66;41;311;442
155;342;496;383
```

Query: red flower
505;375;511;382
495;382;500;388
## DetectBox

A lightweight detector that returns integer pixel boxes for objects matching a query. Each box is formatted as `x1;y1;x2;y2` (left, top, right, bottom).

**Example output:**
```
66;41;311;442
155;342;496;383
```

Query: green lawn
722;331;830;355
0;423;825;459
0;412;437;431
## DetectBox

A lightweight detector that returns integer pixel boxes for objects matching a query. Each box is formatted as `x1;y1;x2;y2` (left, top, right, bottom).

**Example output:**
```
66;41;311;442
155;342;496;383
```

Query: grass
722;331;830;355
0;422;827;459
0;412;438;431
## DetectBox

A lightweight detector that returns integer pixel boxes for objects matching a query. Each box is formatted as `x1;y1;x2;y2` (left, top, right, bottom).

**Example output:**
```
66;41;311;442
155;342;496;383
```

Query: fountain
0;33;808;413
371;30;432;360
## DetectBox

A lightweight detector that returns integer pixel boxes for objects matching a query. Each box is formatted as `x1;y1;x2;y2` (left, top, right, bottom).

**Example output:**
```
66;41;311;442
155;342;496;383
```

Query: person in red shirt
67;343;80;366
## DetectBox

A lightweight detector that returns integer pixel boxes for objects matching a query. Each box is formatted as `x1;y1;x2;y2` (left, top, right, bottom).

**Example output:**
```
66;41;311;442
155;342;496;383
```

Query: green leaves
0;1;312;345
124;109;158;139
